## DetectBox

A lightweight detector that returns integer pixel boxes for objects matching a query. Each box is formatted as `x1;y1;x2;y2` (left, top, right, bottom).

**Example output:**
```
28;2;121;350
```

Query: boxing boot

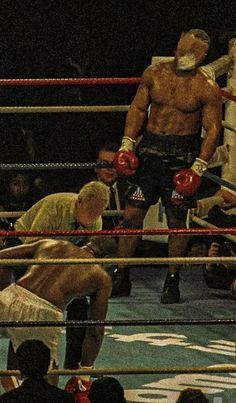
110;267;132;297
161;271;180;304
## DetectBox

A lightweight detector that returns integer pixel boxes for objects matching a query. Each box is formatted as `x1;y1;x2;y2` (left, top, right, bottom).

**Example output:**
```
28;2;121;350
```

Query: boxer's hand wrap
113;136;138;176
173;158;208;197
191;158;208;176
120;136;136;152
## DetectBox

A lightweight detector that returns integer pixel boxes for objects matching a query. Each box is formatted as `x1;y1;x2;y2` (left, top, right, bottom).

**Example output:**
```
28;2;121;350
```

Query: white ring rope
0;257;235;266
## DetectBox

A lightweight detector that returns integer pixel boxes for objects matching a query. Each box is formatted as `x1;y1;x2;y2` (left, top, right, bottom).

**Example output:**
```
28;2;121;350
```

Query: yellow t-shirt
15;193;102;244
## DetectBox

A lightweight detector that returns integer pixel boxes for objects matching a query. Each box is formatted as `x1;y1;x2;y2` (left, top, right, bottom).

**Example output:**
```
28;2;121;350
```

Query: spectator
186;237;209;259
0;339;75;402
88;376;126;403
203;237;236;291
176;387;209;402
0;172;42;227
95;142;128;229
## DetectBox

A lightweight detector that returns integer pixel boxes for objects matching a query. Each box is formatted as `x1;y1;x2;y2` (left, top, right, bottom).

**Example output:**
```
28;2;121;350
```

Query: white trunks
0;284;63;367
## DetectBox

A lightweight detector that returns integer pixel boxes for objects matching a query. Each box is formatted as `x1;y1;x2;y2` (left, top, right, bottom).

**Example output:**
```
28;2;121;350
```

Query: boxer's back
17;240;107;310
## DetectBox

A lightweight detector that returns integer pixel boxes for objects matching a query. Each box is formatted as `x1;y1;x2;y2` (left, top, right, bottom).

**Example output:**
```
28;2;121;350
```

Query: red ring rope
0;77;141;86
221;89;236;102
0;77;234;102
1;227;236;237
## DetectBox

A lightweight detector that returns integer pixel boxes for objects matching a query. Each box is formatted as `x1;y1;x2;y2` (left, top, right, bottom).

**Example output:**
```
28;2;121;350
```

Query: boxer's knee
120;205;147;229
165;206;187;228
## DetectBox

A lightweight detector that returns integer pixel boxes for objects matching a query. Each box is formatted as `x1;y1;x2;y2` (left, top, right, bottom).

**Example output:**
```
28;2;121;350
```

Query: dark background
0;0;235;188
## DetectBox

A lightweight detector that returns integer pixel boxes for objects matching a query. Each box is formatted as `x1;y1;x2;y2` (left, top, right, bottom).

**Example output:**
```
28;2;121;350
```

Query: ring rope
222;119;236;133
0;76;234;103
0;76;234;102
0;210;122;218
0;211;23;218
221;89;236;102
0;105;129;114
0;77;141;86
0;256;235;266
203;171;236;192
191;215;236;243
0;161;235;198
0;162;112;171
0;161;235;197
1;227;236;236
1;364;236;377
1;318;236;328
0;162;113;170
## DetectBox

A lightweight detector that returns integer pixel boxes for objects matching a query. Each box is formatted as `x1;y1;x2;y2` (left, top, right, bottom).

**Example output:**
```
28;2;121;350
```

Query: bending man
0;236;117;398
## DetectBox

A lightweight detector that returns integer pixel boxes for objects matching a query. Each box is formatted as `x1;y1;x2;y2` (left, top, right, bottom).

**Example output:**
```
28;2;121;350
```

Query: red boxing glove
65;376;92;403
74;380;92;403
113;150;138;176
173;158;208;197
113;136;138;176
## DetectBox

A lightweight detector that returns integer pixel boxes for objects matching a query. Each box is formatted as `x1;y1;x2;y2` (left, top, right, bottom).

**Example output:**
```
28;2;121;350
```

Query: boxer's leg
161;206;190;304
111;204;147;297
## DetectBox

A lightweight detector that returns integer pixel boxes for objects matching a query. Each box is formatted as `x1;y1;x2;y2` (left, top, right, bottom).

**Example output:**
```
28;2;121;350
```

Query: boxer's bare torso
126;61;222;137
3;239;112;311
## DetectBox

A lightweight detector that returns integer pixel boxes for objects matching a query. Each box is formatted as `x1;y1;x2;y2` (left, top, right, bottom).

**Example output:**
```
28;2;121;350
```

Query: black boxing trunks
126;131;201;214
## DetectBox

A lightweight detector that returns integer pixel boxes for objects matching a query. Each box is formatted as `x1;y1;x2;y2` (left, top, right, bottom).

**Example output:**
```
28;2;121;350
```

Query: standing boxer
114;29;222;303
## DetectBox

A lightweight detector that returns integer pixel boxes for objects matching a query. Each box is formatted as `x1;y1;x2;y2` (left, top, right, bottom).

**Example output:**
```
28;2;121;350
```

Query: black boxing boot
161;271;180;304
110;267;132;297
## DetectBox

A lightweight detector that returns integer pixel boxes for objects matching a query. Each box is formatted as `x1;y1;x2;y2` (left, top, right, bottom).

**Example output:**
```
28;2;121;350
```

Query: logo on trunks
130;187;146;202
171;190;183;206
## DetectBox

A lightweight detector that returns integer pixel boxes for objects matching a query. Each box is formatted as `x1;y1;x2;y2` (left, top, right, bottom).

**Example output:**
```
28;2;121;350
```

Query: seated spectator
0;172;42;228
176;387;209;402
203;237;236;291
186;237;209;258
88;376;126;403
0;339;75;402
184;236;209;273
95;141;129;229
185;235;236;292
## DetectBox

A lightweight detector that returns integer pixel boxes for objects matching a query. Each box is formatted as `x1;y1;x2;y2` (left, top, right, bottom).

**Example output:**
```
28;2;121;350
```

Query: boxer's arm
65;271;111;397
113;68;151;176
199;83;222;162
81;272;111;366
174;83;222;197
124;67;152;140
0;240;46;260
